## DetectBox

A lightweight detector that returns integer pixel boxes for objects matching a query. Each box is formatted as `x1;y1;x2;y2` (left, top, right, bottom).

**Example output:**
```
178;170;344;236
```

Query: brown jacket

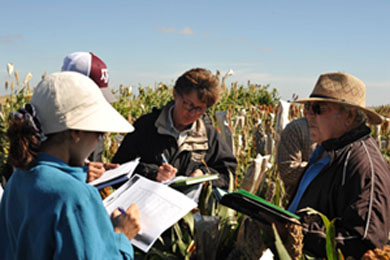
296;124;390;258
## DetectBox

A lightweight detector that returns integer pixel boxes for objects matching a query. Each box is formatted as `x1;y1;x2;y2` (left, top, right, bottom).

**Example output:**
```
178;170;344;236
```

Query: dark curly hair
6;118;41;170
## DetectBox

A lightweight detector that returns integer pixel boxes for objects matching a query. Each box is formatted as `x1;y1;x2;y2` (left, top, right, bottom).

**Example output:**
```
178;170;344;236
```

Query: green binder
220;189;301;225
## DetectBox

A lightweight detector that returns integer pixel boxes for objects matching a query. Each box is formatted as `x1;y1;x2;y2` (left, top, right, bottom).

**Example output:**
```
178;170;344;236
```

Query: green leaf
299;207;340;260
172;222;188;256
182;213;194;236
272;223;292;260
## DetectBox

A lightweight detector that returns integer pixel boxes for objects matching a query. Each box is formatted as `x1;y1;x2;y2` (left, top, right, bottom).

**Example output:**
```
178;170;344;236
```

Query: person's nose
188;109;199;116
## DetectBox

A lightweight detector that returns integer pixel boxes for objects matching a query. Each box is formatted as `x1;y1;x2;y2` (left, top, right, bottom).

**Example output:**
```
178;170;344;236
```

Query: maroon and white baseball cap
61;52;117;103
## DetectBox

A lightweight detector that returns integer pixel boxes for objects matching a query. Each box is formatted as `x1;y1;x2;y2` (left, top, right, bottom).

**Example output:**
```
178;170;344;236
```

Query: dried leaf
23;72;32;85
7;62;14;77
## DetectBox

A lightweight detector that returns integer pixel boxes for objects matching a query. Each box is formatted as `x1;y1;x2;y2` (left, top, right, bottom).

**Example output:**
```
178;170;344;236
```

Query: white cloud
179;26;194;35
0;34;22;44
157;26;176;34
156;26;195;36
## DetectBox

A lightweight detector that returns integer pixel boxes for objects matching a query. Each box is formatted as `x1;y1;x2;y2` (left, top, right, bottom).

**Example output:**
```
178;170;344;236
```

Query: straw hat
31;71;134;135
295;72;383;125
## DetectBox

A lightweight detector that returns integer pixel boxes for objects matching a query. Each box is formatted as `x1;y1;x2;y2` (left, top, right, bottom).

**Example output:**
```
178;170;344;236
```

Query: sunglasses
304;103;329;115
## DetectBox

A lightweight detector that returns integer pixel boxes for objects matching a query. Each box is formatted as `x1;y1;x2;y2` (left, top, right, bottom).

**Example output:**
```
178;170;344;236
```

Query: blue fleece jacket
0;152;134;260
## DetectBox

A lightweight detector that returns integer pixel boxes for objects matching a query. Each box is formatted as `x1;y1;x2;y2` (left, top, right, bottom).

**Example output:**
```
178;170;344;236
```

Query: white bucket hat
61;51;117;103
31;71;134;135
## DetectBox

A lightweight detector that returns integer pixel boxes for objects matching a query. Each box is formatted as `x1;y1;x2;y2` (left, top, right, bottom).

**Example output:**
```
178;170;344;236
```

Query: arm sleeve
301;155;390;258
112;131;139;165
200;126;237;189
54;190;134;260
112;117;161;181
302;209;374;258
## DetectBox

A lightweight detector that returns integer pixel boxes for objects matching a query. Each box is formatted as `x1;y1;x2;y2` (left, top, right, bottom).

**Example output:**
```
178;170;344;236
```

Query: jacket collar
35;152;88;182
322;123;371;151
154;102;209;151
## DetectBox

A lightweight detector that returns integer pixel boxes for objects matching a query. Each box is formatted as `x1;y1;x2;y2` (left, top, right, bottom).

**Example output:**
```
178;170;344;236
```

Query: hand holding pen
161;153;169;164
156;153;178;182
111;204;141;241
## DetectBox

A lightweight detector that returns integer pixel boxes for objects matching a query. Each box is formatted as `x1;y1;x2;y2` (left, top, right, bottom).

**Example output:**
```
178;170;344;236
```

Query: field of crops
1;66;390;259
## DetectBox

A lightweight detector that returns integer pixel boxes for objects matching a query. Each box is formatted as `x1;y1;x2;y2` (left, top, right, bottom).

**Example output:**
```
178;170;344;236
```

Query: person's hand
86;162;120;183
156;163;177;182
103;162;120;171
111;204;141;241
86;161;105;183
190;169;204;177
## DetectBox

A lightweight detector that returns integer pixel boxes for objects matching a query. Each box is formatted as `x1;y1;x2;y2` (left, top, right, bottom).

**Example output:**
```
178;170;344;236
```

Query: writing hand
86;162;120;183
190;169;204;177
86;161;105;183
103;162;120;171
156;163;178;182
111;203;141;240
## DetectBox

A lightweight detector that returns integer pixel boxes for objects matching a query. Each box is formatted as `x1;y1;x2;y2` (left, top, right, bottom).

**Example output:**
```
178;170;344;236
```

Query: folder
220;189;301;225
89;158;140;189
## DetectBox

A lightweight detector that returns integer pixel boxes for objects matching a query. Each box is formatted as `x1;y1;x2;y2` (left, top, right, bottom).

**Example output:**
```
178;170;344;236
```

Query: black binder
220;189;301;225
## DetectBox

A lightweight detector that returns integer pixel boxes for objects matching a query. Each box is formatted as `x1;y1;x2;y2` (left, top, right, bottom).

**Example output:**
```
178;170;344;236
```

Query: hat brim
293;97;383;125
68;101;134;133
100;87;118;103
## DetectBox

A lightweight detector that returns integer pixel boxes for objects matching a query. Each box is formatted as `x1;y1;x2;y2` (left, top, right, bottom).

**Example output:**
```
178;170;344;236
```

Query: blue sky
1;0;389;106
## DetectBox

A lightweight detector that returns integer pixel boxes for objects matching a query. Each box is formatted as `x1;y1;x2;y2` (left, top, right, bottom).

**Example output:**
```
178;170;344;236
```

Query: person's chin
309;133;319;143
183;117;196;125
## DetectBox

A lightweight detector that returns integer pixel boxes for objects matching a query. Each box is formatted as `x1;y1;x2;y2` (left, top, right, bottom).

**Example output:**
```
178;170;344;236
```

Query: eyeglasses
178;94;207;114
304;102;330;115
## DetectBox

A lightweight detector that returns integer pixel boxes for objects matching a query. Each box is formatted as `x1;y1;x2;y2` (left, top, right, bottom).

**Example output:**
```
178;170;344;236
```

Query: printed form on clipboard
103;174;197;252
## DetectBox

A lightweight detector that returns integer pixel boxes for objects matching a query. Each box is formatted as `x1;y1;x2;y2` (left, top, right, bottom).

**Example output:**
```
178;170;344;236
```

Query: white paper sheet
88;158;140;187
0;185;3;201
103;174;197;252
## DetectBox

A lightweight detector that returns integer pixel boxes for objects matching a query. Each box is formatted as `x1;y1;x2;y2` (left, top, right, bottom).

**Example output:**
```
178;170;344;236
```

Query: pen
117;207;126;215
161;153;169;164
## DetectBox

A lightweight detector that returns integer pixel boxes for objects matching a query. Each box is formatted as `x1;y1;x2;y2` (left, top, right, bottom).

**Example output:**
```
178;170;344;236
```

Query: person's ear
345;109;357;127
69;130;81;144
173;89;178;101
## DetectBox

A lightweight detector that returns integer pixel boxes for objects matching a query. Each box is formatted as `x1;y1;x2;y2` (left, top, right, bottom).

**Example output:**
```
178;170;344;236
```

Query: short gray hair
339;104;368;125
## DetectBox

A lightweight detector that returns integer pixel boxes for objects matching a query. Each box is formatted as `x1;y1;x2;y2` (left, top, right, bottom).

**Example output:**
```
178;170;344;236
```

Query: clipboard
220;189;301;225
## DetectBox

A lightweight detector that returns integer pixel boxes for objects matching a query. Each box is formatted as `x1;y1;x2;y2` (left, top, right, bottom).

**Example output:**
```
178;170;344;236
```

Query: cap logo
61;52;118;103
100;68;109;84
